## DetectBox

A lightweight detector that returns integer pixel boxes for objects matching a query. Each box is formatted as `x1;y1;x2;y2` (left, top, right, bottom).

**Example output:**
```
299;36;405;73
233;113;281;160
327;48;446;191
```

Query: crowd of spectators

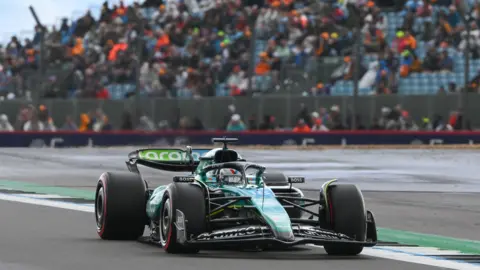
0;100;469;132
0;0;475;131
0;0;409;100
1;0;479;100
348;0;480;95
0;0;267;100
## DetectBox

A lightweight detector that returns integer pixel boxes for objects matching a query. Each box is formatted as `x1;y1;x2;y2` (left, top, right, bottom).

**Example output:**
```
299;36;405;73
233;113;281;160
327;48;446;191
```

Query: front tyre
95;172;147;240
159;183;206;253
323;184;367;256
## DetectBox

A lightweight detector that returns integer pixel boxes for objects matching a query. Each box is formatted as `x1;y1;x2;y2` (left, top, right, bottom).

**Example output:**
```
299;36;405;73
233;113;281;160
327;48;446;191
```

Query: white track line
1;192;480;270
308;244;480;270
0;193;93;213
361;247;480;270
16;194;72;199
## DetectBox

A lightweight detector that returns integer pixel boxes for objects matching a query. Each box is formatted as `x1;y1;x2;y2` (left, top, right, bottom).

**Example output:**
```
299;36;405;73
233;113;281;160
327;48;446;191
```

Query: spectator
259;115;277;130
448;81;457;92
423;47;439;71
227;65;247;94
329;105;343;130
376;81;391;94
293;119;311;132
363;25;386;53
311;112;329;131
23;110;45;131
137;115;156;131
90;109;111;131
178;116;190;130
79;113;91;132
62;116;78;130
438;50;454;71
0;114;14;131
308;82;331;96
458;22;480;58
38;105;57;131
359;61;379;89
226;114;247;131
296;103;311;127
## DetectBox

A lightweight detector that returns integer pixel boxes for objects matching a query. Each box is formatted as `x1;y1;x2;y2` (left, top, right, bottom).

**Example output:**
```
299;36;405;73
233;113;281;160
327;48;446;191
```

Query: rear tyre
323;184;367;256
159;183;206;253
95;172;147;240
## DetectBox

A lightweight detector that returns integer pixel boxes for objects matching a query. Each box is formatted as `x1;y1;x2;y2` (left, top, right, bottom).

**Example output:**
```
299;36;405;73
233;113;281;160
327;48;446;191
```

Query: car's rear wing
126;148;210;173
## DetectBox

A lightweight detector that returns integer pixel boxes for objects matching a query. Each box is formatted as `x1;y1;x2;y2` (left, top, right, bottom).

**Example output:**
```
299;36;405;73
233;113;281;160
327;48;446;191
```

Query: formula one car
94;137;377;255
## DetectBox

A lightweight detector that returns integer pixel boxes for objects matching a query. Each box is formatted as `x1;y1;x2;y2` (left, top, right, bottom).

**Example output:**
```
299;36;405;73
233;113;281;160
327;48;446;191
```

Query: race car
94;137;377;255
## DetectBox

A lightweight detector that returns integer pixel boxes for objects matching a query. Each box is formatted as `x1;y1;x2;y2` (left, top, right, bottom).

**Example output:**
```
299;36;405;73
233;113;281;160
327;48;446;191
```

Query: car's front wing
174;210;377;249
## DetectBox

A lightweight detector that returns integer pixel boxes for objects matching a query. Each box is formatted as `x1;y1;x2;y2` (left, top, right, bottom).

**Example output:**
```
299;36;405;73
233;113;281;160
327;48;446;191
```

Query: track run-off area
0;147;479;270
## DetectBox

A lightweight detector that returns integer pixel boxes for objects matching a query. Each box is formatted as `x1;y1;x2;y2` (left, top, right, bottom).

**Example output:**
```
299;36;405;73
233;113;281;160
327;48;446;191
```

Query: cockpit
195;148;263;186
218;168;243;185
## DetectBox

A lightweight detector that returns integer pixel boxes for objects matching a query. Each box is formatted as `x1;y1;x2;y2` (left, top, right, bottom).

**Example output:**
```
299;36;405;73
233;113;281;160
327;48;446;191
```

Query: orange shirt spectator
256;52;270;75
72;38;84;56
155;33;170;51
364;28;385;46
26;49;36;63
79;113;91;131
404;33;417;50
293;120;311;132
108;42;128;61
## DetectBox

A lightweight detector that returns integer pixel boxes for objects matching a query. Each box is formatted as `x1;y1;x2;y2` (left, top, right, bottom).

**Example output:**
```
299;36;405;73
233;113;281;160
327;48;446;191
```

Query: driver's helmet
219;168;242;185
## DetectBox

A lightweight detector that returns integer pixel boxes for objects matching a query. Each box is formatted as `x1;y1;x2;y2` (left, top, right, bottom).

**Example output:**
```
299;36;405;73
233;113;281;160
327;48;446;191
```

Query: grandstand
0;0;477;98
339;9;479;96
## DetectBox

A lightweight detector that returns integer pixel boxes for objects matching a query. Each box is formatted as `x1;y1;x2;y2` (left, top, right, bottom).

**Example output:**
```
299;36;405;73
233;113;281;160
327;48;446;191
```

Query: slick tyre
323;184;367;256
95;172;147;240
159;183;206;254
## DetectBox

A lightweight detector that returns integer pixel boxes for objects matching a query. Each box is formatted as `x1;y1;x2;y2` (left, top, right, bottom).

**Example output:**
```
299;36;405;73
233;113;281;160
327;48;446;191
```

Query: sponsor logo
282;139;296;145
173;176;195;182
138;149;206;161
288;176;305;183
196;226;265;240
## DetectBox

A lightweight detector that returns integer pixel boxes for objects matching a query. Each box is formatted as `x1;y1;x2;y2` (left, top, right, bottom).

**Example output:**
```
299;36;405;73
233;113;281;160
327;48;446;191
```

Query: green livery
144;149;295;240
95;137;377;255
138;149;208;162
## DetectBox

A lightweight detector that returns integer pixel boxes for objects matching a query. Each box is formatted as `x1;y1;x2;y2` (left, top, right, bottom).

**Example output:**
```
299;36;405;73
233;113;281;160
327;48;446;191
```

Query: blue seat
107;84;136;100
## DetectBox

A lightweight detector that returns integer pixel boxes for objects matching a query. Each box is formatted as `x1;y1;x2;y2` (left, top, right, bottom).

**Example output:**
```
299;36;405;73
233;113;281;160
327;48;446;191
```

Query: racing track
0;148;479;270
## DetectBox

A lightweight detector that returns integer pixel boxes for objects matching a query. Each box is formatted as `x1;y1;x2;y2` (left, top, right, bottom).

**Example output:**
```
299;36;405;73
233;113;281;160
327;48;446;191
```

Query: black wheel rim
95;187;104;230
159;198;171;246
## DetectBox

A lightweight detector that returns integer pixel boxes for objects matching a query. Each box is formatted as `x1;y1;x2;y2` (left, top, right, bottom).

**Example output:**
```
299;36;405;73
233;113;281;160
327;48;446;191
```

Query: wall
0;94;477;129
0;130;478;147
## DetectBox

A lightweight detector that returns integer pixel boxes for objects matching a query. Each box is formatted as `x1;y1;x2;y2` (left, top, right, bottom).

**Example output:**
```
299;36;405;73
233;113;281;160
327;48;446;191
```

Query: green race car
94;137;377;255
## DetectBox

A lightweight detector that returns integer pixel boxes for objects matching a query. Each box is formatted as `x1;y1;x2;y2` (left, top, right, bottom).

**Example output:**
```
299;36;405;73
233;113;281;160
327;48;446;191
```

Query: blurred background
0;0;478;133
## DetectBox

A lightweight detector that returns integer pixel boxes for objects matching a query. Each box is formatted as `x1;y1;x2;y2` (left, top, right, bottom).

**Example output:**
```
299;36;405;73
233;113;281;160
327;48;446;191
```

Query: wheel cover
159;198;171;246
95;187;105;230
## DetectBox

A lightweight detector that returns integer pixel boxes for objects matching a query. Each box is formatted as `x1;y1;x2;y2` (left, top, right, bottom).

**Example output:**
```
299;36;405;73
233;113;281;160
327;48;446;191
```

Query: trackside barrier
0;131;478;148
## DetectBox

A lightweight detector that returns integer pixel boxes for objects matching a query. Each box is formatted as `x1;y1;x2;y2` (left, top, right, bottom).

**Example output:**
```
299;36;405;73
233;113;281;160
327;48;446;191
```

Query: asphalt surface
0;148;479;270
0;200;441;270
